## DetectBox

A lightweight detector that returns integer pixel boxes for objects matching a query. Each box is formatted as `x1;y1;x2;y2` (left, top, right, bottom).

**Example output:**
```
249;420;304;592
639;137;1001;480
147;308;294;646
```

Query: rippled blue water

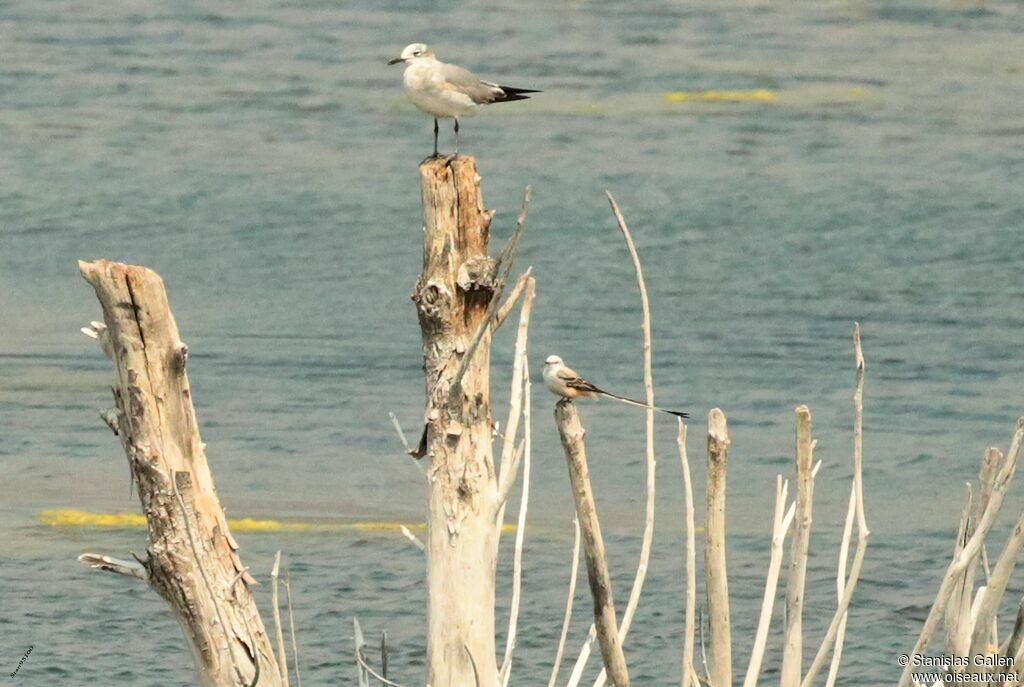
3;0;1024;684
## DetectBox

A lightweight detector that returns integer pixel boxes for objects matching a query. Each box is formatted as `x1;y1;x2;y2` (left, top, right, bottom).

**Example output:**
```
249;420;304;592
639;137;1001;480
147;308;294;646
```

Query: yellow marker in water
664;89;778;103
38;509;514;533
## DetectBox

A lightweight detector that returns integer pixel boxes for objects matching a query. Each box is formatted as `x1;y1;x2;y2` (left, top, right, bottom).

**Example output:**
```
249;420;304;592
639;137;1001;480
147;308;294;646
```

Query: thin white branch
272;552;291;687
356;653;407;687
743;476;793;687
592;190;656;687
802;323;872;687
548;518;582;687
566;625;597;687
399;525;426;552
388;412;426;475
448;186;531;396
354;617;370;687
968;507;1024;658
824;490;856;687
495;277;536;523
945;483;975;657
285;574;302;687
78;553;147;580
678;420;697;687
494;268;533;330
500;359;532;687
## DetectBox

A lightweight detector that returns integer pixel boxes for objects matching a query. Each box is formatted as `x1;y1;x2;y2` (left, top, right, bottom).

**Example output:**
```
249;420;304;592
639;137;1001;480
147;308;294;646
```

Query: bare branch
593;190;655;687
705;409;732;687
388;412;426;473
781;405;815;687
548;518;582;687
495;277;537;518
78;553;147;580
824;490;856;687
804;323;872;687
286;574;302;687
499;358;532;687
449;186;531;396
898;418;1024;687
743;476;793;687
566;625;597;687
678;421;697;687
399;525;426;552
356;653;406;687
494;268;533;330
272;552;291;687
354;618;370;687
555;400;630;687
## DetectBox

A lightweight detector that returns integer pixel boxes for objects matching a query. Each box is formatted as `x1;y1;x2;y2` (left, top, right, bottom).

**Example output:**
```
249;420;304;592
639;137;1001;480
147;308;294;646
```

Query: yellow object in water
664;89;778;103
37;509;514;533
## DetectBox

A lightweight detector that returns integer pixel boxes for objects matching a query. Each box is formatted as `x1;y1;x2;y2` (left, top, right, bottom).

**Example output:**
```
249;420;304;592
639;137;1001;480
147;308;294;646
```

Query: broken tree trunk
555;399;631;687
413;156;501;687
79;260;283;687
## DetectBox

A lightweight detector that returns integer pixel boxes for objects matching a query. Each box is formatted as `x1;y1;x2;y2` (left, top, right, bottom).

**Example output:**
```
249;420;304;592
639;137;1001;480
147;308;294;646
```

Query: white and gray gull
543;355;689;417
388;43;540;157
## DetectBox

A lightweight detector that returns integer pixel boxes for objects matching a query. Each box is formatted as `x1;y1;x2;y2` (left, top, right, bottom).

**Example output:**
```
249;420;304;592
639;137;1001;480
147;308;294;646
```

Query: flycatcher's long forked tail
596;388;689;418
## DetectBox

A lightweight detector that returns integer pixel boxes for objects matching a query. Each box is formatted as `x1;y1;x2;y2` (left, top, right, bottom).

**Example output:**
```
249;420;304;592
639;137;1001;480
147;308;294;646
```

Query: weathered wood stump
79;260;282;687
413;157;501;687
554;399;631;687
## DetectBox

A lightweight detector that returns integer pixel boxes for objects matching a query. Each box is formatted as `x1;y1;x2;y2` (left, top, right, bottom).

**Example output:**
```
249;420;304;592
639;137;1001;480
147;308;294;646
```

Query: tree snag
413;157;501;687
555;399;631;687
79;259;283;687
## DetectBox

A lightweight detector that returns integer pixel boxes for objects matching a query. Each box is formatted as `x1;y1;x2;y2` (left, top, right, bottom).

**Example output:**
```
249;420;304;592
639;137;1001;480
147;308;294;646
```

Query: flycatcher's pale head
545;355;563;366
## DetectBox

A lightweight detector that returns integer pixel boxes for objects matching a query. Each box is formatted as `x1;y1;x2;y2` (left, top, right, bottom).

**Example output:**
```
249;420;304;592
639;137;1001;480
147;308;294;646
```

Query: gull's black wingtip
492;85;543;103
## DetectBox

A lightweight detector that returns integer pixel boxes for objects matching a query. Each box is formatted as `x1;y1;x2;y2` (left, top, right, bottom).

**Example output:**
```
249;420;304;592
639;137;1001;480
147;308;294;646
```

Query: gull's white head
389;43;435;65
545;355;563;367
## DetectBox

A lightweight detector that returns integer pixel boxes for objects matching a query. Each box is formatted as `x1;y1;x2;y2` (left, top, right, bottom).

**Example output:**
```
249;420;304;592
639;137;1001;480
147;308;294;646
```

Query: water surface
3;0;1024;684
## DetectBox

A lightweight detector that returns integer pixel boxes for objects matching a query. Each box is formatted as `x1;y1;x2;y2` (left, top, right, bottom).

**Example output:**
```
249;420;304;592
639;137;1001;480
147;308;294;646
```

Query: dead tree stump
554;399;631;687
413;157;501;687
79;260;283;687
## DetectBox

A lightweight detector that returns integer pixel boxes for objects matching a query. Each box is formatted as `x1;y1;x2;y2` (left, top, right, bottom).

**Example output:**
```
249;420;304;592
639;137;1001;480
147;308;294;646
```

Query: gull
543;355;689;417
388;43;540;157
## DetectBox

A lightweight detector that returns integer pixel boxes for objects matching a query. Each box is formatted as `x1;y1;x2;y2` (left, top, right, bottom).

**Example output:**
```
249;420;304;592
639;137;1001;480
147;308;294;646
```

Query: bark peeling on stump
80;259;282;687
413;157;501;687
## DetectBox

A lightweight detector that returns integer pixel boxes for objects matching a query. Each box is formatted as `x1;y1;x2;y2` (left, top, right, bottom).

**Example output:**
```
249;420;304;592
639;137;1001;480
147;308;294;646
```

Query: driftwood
77;260;282;687
705;409;732;687
897;419;1024;687
555;399;631;687
900;419;1024;687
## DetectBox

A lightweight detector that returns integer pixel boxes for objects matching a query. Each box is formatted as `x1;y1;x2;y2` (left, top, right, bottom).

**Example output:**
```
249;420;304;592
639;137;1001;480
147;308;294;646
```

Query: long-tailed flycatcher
543;355;689;417
388;43;540;157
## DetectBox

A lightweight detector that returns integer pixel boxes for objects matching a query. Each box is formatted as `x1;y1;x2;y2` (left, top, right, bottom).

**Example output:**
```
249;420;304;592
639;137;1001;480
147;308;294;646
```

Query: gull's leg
433;118;439;157
454;118;459;155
